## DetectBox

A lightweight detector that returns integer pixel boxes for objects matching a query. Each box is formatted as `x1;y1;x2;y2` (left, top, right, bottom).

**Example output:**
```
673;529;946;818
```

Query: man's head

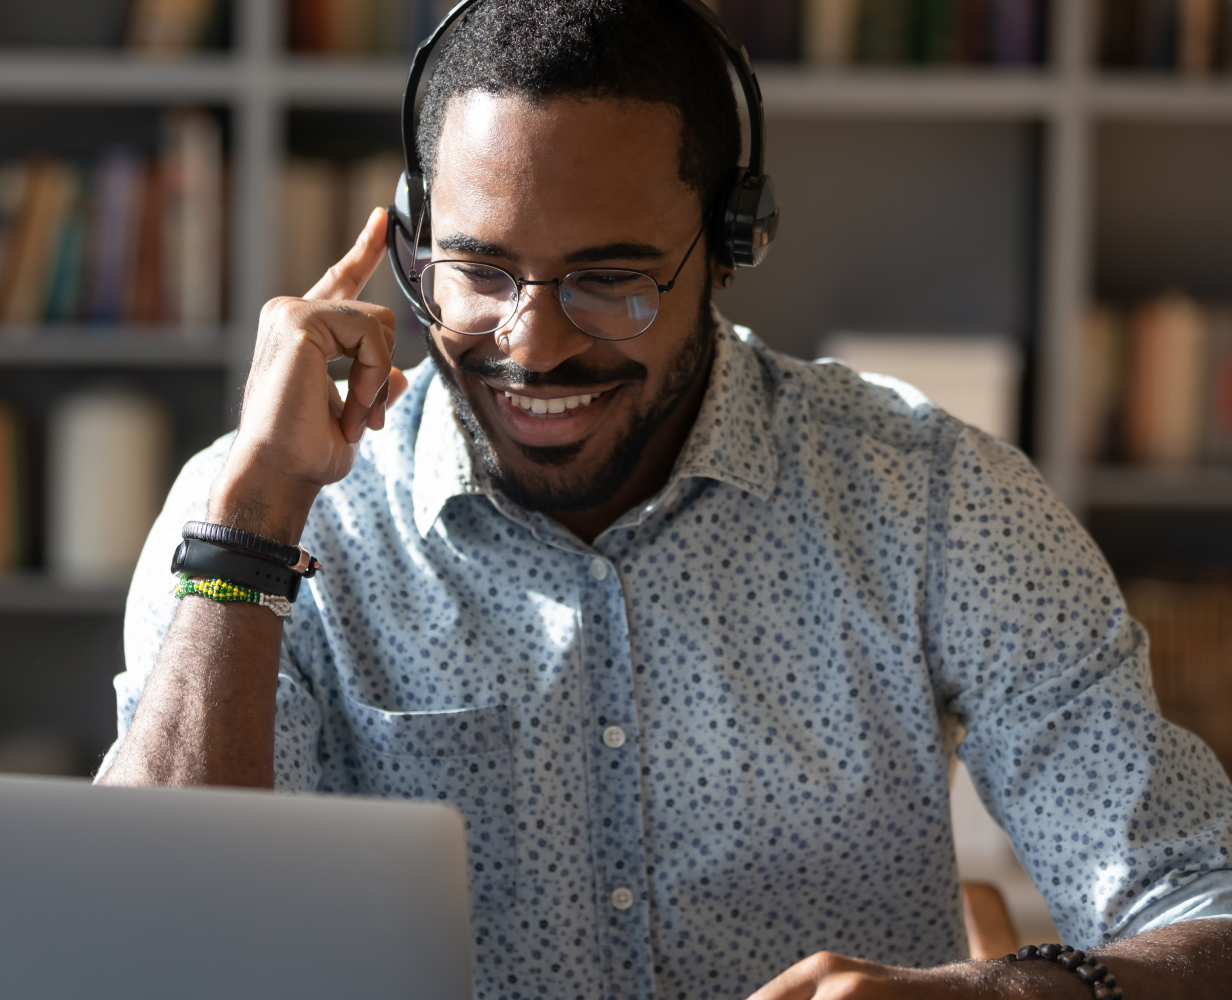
414;0;741;519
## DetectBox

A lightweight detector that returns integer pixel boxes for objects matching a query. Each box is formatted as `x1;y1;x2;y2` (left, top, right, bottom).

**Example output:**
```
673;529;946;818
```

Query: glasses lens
421;261;518;336
559;270;660;340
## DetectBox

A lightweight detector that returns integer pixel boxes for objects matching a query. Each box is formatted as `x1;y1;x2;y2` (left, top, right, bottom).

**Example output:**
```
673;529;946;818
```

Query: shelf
0;51;238;102
1085;466;1232;510
0;573;127;615
0;329;232;367
754;67;1060;118
276;58;408;108
1089;77;1232;120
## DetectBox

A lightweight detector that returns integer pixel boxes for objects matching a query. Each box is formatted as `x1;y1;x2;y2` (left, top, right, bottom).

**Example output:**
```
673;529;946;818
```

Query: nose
498;282;595;373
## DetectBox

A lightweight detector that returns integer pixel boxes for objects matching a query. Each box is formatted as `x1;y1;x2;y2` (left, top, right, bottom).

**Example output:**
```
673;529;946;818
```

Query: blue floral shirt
109;315;1232;1000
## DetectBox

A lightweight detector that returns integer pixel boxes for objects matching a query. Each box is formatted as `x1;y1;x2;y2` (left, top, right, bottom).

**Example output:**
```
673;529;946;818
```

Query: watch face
171;540;188;575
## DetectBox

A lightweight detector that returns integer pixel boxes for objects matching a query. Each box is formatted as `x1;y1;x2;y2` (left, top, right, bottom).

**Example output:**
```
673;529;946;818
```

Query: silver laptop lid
0;774;473;1000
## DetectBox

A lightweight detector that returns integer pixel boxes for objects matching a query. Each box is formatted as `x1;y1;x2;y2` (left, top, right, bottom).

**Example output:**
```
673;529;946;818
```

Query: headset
385;0;779;330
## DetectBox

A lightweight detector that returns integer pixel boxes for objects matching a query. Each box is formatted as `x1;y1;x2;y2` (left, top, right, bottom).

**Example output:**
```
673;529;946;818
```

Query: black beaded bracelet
182;521;321;577
1005;943;1121;999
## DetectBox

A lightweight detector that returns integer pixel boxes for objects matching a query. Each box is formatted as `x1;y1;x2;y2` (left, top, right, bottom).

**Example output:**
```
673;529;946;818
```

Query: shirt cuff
1115;870;1232;938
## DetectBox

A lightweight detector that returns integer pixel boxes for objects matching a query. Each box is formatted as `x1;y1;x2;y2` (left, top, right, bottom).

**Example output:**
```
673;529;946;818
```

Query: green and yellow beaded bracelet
174;574;292;621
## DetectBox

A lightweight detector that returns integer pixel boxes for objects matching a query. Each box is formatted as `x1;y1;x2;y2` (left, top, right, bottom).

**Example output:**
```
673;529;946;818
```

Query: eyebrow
435;233;667;266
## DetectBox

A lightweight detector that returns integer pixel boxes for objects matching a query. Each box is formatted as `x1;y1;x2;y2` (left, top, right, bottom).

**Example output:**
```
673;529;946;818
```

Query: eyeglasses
388;212;707;342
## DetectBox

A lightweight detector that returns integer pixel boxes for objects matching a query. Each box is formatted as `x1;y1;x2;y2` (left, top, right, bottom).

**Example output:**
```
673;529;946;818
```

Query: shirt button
602;725;627;749
611;886;634;911
589;558;610;581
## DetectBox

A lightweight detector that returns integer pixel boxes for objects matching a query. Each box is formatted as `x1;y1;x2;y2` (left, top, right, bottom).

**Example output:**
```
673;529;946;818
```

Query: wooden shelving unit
0;0;1229;769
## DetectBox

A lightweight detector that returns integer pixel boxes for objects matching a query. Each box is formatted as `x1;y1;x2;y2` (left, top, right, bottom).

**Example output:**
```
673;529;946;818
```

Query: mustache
457;353;647;388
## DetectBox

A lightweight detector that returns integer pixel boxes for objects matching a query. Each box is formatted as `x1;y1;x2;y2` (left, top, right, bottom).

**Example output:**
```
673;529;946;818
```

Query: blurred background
0;0;1230;947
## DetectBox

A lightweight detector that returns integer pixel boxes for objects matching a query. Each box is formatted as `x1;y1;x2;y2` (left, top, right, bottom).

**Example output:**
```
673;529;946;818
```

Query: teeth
501;390;603;414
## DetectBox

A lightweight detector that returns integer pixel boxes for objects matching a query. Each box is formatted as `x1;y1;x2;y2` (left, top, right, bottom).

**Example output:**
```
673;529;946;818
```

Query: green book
856;0;915;63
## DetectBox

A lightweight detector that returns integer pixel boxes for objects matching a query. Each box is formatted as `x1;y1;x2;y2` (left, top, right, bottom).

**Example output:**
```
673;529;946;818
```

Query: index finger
304;206;388;302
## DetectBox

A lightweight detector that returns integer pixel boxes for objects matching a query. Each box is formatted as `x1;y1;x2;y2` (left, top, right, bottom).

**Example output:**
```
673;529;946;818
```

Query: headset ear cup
721;172;779;268
389;171;435;328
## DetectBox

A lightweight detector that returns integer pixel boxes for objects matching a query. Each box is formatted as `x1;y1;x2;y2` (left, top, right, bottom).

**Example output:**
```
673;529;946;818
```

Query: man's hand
744;952;953;1000
211;206;410;542
98;208;411;789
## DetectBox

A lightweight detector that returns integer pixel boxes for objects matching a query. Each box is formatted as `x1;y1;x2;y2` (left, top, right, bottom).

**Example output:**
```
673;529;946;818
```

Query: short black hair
416;0;741;241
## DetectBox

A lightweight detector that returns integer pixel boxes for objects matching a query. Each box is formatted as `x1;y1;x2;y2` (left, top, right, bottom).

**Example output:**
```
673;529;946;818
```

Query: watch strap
170;538;302;602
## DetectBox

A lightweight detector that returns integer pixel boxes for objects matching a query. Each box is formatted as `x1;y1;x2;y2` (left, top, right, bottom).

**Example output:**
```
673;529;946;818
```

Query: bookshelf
0;0;1228;766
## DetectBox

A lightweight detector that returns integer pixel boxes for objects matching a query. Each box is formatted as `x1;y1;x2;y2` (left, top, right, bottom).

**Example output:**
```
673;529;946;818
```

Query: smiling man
99;1;1232;999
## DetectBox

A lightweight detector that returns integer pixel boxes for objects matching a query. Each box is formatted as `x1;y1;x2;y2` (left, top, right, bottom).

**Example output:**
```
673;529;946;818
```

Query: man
100;1;1232;997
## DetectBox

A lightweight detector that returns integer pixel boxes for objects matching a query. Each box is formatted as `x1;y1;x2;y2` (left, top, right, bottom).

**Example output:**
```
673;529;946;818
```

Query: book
43;165;87;323
917;0;958;63
956;0;993;63
280;158;344;296
125;158;164;324
86;147;144;323
1101;0;1145;67
124;0;219;54
0;159;74;326
1080;304;1129;462
721;0;799;61
991;0;1040;65
1179;0;1219;72
856;0;915;62
0;163;27;283
47;389;171;585
1204;307;1232;462
289;0;379;54
1123;292;1208;465
0;400;23;572
163;110;223;331
802;0;858;66
819;333;1024;443
347;153;404;309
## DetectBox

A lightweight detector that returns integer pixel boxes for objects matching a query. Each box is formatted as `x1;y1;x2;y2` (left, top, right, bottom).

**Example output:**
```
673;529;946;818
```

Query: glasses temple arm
659;218;709;293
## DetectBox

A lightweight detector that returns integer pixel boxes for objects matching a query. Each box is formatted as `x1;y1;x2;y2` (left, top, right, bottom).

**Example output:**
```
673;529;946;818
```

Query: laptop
0;774;474;999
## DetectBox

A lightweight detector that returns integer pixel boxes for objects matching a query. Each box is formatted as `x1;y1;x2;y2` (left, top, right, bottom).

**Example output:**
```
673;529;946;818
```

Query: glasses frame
386;204;708;342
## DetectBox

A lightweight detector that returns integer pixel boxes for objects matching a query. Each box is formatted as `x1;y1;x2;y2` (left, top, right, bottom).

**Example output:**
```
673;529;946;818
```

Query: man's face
425;92;718;514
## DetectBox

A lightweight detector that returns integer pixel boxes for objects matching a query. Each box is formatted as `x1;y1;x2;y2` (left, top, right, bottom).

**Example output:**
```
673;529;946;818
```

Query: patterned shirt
109;315;1232;1000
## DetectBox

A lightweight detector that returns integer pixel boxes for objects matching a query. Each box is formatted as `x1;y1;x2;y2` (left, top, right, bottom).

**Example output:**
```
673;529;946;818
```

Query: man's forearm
97;597;283;788
947;919;1232;999
747;917;1232;998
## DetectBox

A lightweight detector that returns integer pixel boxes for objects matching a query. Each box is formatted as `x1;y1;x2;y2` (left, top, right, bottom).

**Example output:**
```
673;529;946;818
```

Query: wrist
209;456;319;544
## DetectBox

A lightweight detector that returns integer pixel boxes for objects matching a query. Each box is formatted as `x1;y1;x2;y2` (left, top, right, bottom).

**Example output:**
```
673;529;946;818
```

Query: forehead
430;92;699;244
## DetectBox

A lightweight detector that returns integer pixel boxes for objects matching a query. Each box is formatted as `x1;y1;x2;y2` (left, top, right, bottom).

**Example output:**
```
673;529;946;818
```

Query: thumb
304;207;388;301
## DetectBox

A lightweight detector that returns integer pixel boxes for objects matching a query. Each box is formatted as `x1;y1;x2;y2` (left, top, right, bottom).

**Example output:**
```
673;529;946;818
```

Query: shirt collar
410;310;778;539
411;374;487;538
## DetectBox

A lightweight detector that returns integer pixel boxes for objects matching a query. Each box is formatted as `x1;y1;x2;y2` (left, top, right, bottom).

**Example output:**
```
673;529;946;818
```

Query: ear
711;260;735;291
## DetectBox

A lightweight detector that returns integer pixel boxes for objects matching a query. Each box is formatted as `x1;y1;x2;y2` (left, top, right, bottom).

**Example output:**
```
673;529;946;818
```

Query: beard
423;280;714;516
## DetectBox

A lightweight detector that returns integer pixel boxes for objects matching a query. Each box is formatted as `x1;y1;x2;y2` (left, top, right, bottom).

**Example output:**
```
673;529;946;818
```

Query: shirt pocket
340;698;515;906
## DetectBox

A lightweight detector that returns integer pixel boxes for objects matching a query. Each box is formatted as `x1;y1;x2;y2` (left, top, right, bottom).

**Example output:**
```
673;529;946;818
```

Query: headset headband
399;0;767;183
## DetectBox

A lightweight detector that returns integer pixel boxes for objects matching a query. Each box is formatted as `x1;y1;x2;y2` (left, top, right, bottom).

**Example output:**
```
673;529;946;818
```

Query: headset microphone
386;0;778;328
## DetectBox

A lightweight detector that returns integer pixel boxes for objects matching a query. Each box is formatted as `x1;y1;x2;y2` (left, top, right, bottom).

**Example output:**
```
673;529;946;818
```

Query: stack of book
1123;577;1232;774
285;0;1048;65
0;388;171;583
1099;0;1232;73
0;0;225;51
288;0;433;54
1081;293;1232;465
280;152;404;308
781;0;1048;65
123;0;226;54
0;110;224;333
